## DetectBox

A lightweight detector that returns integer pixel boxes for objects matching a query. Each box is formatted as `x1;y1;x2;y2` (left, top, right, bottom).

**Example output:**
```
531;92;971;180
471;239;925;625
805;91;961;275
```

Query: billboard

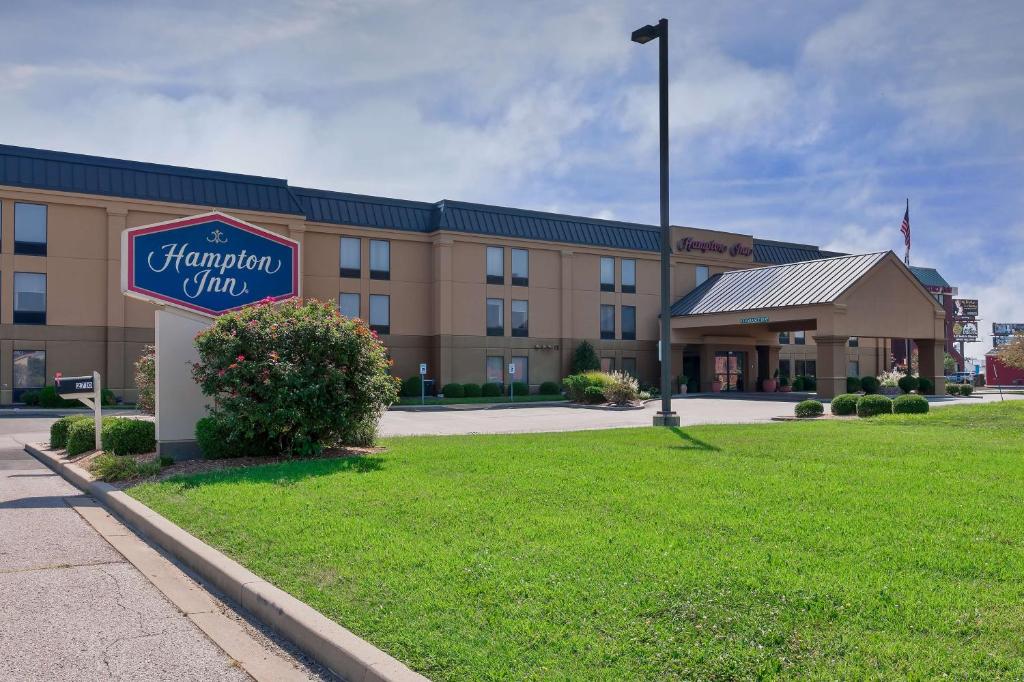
953;320;979;342
992;322;1024;347
953;298;978;319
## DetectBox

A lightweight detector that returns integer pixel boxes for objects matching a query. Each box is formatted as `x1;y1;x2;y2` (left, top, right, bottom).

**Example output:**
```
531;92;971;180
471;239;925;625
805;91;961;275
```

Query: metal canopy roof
671;251;889;317
908;265;950;289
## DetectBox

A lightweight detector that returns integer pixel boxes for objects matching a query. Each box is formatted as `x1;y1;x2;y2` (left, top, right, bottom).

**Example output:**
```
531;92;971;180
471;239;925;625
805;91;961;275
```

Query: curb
389;399;568;412
25;443;428;682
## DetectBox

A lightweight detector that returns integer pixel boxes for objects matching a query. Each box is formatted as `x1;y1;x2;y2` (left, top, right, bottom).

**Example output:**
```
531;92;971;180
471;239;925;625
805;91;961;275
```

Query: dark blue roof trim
753;238;845;265
292;187;434;232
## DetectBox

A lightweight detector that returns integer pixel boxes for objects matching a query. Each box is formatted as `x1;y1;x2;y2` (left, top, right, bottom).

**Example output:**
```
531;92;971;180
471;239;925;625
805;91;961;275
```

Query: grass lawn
396;393;566;406
129;402;1024;680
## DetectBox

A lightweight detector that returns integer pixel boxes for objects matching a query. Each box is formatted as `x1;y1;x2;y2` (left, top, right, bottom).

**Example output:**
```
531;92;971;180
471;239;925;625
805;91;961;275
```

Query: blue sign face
122;212;300;316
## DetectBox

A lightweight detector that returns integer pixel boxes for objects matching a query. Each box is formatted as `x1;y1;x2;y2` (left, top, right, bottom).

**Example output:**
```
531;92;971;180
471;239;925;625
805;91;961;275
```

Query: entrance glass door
714;351;746;391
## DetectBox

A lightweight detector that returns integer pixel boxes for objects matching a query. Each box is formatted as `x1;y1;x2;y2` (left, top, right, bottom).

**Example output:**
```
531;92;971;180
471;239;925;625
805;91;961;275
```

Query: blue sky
2;0;1021;360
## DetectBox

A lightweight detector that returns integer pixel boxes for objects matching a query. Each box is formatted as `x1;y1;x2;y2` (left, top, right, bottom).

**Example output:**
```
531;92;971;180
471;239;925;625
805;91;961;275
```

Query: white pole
93;371;102;451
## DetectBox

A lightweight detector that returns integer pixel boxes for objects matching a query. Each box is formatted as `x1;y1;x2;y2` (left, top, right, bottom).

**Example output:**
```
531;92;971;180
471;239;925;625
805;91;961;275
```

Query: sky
2;0;1022;362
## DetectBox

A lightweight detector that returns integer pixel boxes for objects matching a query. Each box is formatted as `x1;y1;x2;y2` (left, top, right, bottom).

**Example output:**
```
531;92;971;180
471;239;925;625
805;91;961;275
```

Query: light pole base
652;411;680;427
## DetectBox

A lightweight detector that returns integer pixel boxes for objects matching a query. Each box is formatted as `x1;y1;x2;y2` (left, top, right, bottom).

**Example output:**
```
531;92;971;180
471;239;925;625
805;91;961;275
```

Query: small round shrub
917;377;934;395
50;415;89;449
583;385;606;403
960;384;974;397
897;375;919;394
400;376;423;398
441;383;465;398
830;393;859;416
562;371;614;402
538;381;561;395
195;416;244;459
38;386;63;408
860;376;881;394
462;383;482;397
509;381;529;396
794;400;824;418
946;383;961;396
893;394;929;414
791;376;806;391
482;382;502;397
66;419;98;456
856;394;893;418
846;377;861;393
21;390;40;406
101;418;155;456
101;388;117;406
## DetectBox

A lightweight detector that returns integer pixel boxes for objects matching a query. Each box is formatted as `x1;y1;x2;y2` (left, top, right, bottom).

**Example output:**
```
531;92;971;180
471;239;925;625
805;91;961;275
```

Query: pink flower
218;369;226;377
236;354;246;362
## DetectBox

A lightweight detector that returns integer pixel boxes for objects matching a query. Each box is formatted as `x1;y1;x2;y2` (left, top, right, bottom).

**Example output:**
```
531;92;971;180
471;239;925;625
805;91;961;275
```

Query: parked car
944;372;974;384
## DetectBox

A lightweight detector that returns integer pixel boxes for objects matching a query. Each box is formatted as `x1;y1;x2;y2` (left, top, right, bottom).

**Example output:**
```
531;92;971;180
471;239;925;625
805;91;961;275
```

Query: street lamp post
632;18;680;427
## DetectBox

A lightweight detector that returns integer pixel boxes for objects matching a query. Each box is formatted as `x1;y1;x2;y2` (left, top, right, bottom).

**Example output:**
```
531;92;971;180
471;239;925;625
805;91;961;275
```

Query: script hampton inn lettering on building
676;237;753;258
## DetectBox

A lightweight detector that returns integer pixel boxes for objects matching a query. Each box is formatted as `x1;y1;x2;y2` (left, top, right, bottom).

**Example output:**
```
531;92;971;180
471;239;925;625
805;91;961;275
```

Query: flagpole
903;198;910;369
904;198;910;265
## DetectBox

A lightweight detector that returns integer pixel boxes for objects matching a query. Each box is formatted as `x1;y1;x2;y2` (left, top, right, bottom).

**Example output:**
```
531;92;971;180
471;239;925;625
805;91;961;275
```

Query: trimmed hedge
101;418;155;456
897;375;919;394
960;384;974;397
441;383;465;398
539;381;561;395
856;394;893;417
462;383;482;397
918;377;934;395
509;381;529;396
482;382;502;397
946;383;961;396
846;377;861;393
860;376;881;394
195;416;244;459
583;386;606;403
794;400;824;418
67;419;99;456
21;390;41;406
50;415;89;449
830;393;859;416
400;376;423;398
893;394;929;414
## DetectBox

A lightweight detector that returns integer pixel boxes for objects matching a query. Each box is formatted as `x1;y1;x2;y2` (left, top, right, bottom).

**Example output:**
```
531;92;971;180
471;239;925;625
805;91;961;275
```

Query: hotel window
795;359;817;377
778;331;790;344
621;305;636;341
600;257;615;292
621;357;637;377
511;248;529;286
511;355;529;385
779;359;791;379
487;298;504;336
14;272;46;325
848;360;860;377
368;294;390;334
696;265;709;286
511;299;528;337
622;259;636;294
369;240;390;280
486;356;504;385
14;203;47;256
13;349;46;402
340;237;361;278
794;331;806;345
339;292;359;319
487;246;504;284
600;304;615;339
600;357;614;372
848;336;859;348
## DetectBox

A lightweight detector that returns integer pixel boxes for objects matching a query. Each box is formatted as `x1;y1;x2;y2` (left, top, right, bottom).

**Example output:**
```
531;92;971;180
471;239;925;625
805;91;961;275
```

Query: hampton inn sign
676;236;753;258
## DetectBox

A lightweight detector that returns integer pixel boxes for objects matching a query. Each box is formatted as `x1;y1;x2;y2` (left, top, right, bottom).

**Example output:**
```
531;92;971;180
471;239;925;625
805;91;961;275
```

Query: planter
762;379;777;393
880;386;900;396
678;386;688;395
711;381;722;393
779;386;792;393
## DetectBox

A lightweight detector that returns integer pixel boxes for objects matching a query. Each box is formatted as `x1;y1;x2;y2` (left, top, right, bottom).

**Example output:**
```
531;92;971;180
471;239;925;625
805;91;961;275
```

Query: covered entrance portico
668;252;947;399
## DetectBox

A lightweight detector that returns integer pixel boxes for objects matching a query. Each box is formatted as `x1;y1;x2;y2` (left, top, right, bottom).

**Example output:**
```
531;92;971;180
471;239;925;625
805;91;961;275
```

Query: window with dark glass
696;265;710;286
621;259;636;293
340;237;361;278
487;298;504;336
794;331;806;345
621;357;637;377
621;305;636;340
487;246;504;284
600;304;615;339
848;336;859;348
600;257;615;292
511;248;529;286
14;272;46;324
368;294;390;334
339;292;359;319
778;331;790;344
779;359;791;378
511;299;528;337
14;203;46;256
600;357;614;372
13;349;45;402
486;356;504;385
369;240;390;280
848;360;860;377
511;355;529;385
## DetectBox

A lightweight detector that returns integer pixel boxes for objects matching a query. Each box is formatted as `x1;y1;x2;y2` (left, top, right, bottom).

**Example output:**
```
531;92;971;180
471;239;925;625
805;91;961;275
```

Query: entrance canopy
669;251;947;397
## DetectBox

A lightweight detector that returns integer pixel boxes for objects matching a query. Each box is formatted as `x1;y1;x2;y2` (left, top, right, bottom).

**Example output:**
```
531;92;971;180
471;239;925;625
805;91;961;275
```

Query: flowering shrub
192;298;399;457
603;371;640;405
877;369;904;388
135;345;156;414
563;371;614;402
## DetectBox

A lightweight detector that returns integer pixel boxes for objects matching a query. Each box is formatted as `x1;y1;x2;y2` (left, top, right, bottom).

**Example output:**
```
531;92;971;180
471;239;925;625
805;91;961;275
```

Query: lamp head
631;23;661;44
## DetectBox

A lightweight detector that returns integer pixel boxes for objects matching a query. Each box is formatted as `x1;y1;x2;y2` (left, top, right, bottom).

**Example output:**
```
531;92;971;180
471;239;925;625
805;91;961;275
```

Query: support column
432;238;454;386
813;335;849;399
670;343;685;393
756;345;781;391
106;207;128;396
559;250;574;378
699;344;716;392
916;338;945;395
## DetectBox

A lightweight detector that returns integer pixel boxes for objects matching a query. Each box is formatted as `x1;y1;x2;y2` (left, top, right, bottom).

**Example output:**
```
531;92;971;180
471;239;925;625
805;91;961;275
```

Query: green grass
396;393;566;406
129;402;1024;680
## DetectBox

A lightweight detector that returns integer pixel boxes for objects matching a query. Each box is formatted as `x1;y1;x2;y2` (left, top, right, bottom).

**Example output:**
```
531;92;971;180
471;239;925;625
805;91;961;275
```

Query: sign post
55;371;102;451
508;362;516;401
419;363;427;405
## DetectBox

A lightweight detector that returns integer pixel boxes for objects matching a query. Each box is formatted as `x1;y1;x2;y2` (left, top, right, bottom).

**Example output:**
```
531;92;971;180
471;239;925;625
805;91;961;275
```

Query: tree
134;345;155;414
571;341;601;375
943;352;957;374
996;333;1024;370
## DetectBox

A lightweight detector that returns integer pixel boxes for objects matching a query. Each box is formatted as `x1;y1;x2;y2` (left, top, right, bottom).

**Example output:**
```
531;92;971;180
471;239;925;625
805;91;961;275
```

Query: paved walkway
0;432;253;681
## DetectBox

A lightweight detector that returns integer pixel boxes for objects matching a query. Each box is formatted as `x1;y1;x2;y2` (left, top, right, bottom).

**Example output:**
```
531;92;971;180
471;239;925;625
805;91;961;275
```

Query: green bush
191;299;400;457
857;394;893;418
794;400;824;418
539;381;561;395
830;393;859;416
917;377;934;395
778;376;789;388
508;381;529;396
846;377;861;393
441;383;465;398
960;384;974;397
90;453;161;482
135;345;156;414
571;341;601;374
101;388;117;406
860;376;881;394
195;416;246;459
563;371;614;402
400;376;423;398
462;383;482;397
50;415;89;449
897;375;919;394
602;371;640;404
893;394;929;414
482;382;502;397
37;385;82;408
791;377;805;391
21;390;41;406
803;376;817;391
67;419;99;455
101;418;155;456
583;385;606;403
946;383;960;396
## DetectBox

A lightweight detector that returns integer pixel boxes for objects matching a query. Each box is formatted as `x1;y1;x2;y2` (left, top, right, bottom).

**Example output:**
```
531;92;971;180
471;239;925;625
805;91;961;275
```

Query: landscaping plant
892;394;929;414
400;375;423;398
90;453;161;482
135;345;156;413
463;383;482;397
602;371;640;405
508;381;529;397
50;415;89;449
583;385;606;403
538;381;561;395
860;376;881;394
482;382;502;397
830;393;859;416
856;394;893;417
66;418;99;455
570;340;601;374
192;298;400;457
897;374;919;394
846;376;861;393
562;371;614;402
917;377;934;394
101;418;156;456
441;383;465;398
960;384;974;397
794;399;824;418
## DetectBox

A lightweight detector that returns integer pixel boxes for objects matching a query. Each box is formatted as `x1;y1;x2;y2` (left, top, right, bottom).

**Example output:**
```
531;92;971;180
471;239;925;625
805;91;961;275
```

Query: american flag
900;199;910;264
